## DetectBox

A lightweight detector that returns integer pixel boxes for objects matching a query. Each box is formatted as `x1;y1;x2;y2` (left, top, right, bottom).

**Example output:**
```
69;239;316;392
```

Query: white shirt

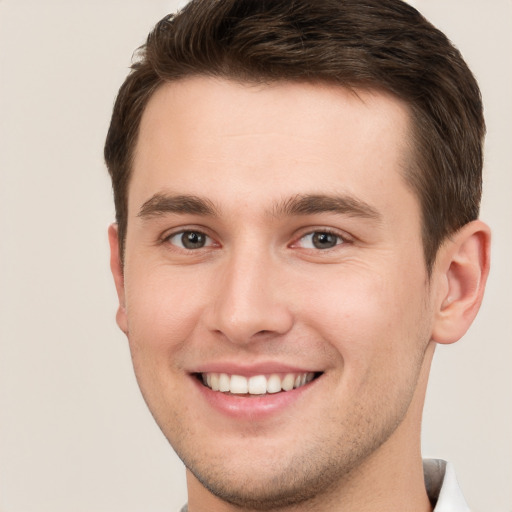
180;459;470;512
424;459;470;511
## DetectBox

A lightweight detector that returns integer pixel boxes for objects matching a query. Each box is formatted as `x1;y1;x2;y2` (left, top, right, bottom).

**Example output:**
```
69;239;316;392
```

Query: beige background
0;1;510;511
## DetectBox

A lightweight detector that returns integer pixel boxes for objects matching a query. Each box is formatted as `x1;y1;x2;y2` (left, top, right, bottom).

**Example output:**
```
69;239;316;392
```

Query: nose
205;250;294;345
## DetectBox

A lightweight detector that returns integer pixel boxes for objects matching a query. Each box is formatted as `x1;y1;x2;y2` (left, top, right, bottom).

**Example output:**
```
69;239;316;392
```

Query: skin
109;77;490;511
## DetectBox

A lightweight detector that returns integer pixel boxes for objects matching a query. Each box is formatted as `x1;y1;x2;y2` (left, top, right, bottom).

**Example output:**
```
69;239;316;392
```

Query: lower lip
191;375;317;420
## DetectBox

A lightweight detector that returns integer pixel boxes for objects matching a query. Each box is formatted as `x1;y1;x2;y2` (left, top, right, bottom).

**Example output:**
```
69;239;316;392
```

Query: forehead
130;77;417;220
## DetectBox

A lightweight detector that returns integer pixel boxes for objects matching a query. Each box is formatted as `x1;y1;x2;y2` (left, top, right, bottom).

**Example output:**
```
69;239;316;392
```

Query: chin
174;427;385;511
187;457;336;510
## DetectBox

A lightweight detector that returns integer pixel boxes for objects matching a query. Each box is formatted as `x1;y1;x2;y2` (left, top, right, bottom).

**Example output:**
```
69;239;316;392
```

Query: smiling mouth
196;372;321;396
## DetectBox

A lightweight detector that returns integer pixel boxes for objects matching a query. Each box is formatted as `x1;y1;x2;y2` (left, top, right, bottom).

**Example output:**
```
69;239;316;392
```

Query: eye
297;231;344;250
166;230;214;250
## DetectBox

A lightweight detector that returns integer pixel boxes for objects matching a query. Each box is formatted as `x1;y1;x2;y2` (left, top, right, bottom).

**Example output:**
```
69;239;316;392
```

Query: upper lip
190;361;322;376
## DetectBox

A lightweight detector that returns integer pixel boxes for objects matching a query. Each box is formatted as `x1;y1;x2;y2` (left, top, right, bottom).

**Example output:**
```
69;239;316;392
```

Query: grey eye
168;230;211;249
300;231;342;249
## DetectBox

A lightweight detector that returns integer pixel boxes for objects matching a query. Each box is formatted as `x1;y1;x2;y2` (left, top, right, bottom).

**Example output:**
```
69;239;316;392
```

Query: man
104;0;490;510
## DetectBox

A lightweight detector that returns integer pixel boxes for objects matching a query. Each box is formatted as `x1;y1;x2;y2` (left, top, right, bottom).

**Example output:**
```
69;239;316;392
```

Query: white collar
424;459;470;511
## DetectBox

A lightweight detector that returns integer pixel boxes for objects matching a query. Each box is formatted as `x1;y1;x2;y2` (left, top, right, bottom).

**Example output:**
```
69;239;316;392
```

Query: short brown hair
105;0;484;272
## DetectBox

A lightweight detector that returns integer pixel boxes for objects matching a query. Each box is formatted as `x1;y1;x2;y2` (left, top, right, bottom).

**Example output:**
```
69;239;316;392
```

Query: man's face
114;77;437;507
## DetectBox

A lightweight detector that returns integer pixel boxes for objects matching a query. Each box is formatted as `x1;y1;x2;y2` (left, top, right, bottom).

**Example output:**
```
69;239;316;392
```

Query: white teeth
248;375;267;395
267;374;282;394
219;373;230;392
201;372;316;395
230;375;248;394
281;374;295;391
210;373;220;391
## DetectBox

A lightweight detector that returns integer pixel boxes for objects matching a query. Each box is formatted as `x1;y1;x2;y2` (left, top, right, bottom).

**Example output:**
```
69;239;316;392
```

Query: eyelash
292;228;350;251
162;229;216;251
161;227;351;252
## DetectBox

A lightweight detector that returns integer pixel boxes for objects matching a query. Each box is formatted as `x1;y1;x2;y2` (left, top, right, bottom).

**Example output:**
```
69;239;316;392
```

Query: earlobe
431;220;491;345
108;223;129;335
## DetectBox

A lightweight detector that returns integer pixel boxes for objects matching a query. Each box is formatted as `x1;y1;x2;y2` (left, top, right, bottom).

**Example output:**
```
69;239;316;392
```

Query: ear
108;223;128;335
431;220;491;344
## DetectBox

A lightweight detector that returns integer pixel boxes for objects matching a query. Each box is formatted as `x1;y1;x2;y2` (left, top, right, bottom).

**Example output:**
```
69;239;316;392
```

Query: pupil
182;231;205;249
312;232;337;249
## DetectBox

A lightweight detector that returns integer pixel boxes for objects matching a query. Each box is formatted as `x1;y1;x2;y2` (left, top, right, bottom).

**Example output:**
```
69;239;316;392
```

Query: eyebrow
138;193;219;219
272;194;381;221
137;192;381;222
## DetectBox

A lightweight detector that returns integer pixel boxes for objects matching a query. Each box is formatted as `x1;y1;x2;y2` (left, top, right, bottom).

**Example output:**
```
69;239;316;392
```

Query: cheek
298;265;429;372
122;269;207;424
124;268;207;357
